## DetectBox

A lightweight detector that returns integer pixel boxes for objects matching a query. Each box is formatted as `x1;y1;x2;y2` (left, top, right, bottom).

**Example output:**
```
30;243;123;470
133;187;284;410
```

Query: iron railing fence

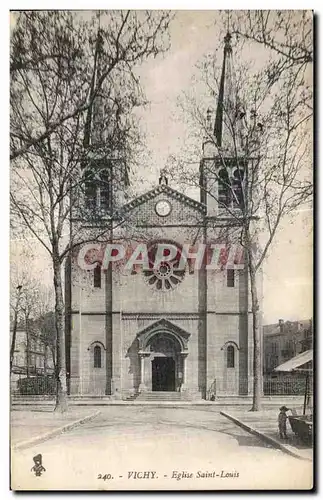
263;375;310;396
207;375;312;398
13;374;56;395
11;374;312;397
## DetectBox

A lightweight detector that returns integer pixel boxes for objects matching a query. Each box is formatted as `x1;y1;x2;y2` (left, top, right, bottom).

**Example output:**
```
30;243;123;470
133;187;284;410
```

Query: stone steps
136;391;191;401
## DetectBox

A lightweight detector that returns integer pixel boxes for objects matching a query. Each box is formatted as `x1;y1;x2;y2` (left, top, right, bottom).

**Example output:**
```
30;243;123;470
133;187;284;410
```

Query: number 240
97;474;113;480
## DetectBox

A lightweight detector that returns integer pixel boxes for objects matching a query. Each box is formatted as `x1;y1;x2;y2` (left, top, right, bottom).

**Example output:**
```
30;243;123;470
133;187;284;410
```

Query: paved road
11;406;313;491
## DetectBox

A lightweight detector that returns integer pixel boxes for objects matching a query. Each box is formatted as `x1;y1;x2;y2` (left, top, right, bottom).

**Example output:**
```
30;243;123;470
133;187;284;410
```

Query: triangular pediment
136;318;190;352
121;184;206;215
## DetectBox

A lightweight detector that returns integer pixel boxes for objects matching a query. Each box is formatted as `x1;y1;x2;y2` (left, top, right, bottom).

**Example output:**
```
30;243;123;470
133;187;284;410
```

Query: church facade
65;33;261;400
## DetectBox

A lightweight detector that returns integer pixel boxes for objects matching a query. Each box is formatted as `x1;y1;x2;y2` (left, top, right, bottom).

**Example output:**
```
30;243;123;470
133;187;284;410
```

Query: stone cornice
71;311;201;319
70;311;253;317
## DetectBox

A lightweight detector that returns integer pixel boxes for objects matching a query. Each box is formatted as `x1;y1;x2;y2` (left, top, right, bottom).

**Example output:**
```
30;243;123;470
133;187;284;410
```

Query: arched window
93;264;101;288
99;170;110;211
232;169;244;208
94;345;102;368
227;345;235;368
84;170;97;210
218;169;231;206
83;168;111;213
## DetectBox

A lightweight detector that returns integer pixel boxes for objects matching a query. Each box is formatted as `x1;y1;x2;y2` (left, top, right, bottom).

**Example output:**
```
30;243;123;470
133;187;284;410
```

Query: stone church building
65;33;260;400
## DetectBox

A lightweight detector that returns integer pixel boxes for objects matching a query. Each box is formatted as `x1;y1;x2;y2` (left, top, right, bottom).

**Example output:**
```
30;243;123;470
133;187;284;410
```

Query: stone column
138;352;150;392
180;352;188;391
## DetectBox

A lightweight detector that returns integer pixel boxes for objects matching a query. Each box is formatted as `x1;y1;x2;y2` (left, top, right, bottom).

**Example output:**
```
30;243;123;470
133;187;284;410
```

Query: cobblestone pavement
11;406;313;491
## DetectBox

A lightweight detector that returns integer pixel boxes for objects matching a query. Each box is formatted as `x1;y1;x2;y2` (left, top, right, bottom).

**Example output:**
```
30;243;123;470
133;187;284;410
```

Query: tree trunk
10;311;19;374
26;315;30;378
53;256;68;412
248;248;262;411
10;286;22;374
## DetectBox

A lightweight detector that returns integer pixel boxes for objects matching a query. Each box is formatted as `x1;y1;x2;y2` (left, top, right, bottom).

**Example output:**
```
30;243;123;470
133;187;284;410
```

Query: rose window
143;242;185;292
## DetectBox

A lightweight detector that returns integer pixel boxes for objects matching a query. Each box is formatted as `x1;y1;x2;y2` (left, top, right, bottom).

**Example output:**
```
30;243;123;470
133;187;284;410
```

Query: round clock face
155;200;171;217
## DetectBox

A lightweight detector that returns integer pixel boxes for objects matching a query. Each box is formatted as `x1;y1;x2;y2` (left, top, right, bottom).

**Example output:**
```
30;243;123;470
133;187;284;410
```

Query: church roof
121;184;206;214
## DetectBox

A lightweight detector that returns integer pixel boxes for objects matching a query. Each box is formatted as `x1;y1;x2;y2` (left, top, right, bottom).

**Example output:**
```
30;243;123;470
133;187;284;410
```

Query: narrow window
94;264;101;288
84;170;97;210
227;345;235;368
227;269;235;287
218;169;231;206
232;169;244;208
94;345;101;368
99;170;110;211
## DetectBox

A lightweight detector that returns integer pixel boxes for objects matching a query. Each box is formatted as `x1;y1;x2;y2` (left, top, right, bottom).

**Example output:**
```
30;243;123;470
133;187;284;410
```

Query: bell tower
200;32;246;218
199;33;259;398
80;28;130;221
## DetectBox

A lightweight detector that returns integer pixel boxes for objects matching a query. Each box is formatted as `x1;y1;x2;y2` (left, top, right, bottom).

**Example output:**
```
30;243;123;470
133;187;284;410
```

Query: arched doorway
148;333;181;392
136;319;190;394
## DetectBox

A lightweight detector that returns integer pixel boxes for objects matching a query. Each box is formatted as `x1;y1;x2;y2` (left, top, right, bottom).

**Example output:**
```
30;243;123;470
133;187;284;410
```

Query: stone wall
68;186;257;399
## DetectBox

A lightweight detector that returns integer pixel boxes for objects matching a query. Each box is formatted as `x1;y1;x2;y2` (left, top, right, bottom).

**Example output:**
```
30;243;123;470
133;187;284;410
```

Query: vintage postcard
10;9;313;491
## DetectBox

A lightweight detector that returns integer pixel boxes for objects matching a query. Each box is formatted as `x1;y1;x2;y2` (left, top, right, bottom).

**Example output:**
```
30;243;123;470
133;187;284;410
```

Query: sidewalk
11;395;306;407
221;408;313;462
11;406;100;450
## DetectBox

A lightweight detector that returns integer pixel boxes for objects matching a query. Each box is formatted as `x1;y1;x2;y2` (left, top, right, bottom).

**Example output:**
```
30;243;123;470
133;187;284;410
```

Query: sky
132;11;313;324
10;10;313;325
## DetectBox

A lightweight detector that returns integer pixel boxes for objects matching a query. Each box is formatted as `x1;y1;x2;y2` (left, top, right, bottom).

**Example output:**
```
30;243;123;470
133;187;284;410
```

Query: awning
274;349;313;372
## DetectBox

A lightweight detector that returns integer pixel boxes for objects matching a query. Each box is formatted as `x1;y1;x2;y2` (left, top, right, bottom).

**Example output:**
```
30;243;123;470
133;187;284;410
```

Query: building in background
263;319;313;374
10;320;55;391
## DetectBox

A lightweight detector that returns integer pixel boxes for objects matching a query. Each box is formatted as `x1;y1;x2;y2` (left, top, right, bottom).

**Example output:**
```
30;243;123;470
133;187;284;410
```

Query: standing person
278;406;289;439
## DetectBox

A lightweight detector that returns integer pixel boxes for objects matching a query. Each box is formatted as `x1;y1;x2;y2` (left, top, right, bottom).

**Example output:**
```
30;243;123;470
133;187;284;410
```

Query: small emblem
31;454;46;477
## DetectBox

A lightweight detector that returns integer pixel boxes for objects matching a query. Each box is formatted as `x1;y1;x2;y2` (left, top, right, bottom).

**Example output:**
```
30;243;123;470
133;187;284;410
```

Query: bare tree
10;10;172;160
10;250;53;376
229;10;313;121
10;10;172;412
173;24;312;410
230;11;313;73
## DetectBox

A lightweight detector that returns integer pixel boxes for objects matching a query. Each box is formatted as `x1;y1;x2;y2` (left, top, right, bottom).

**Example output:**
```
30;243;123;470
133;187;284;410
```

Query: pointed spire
83;28;104;149
214;32;232;147
213;32;245;154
